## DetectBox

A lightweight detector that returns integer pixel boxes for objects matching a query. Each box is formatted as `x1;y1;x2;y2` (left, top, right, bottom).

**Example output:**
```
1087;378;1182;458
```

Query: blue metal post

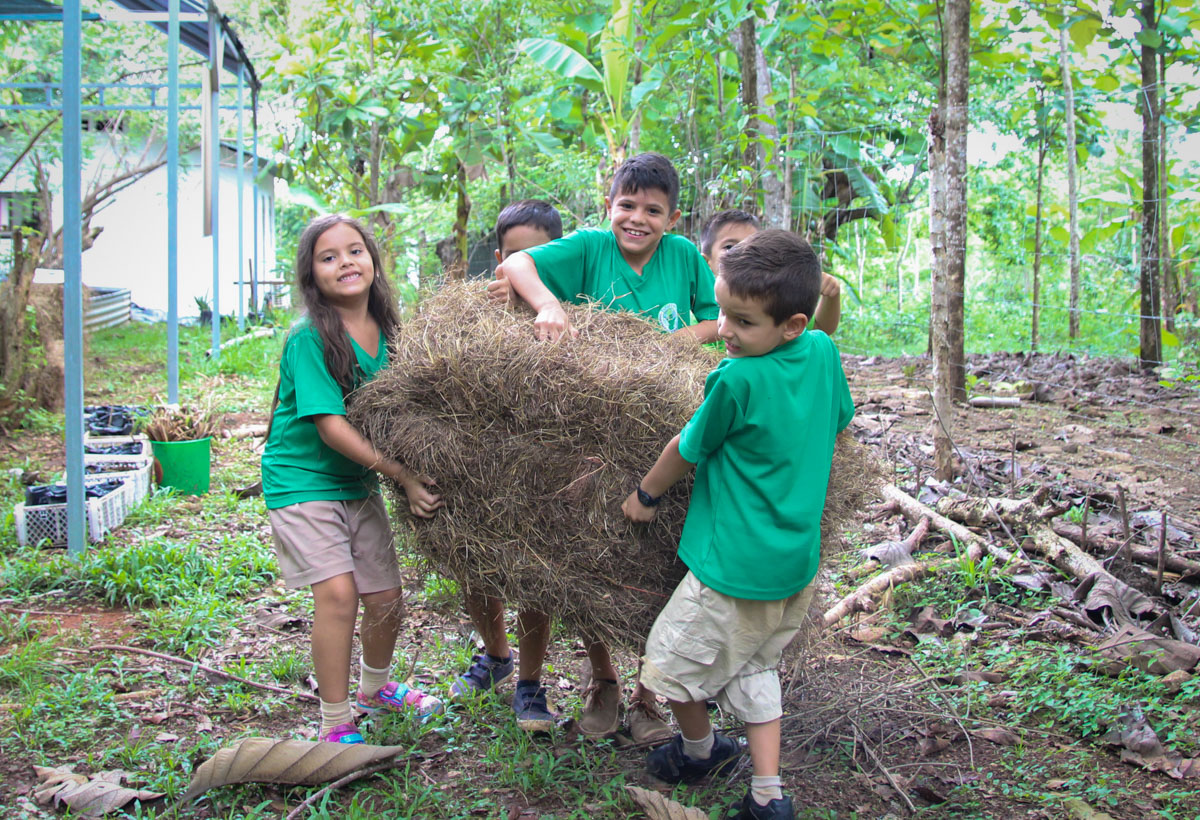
209;13;220;358
63;0;84;554
252;105;259;317
167;0;179;402
236;65;244;332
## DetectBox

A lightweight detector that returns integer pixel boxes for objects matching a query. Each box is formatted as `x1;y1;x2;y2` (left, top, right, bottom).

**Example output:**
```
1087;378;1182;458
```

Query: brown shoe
578;679;621;737
628;698;674;745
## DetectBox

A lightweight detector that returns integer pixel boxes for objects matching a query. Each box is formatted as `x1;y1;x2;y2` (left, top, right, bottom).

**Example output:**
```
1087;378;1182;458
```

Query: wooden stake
1117;485;1130;563
1080;493;1090;552
1158;512;1168;594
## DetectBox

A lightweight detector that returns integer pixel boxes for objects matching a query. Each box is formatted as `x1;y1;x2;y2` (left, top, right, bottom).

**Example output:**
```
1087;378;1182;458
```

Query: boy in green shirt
622;229;854;820
494;153;712;744
699;209;843;336
494;152;718;344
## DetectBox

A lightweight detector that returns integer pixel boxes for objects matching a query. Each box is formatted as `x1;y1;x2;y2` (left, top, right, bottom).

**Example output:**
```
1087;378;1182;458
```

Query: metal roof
0;0;99;20
107;0;258;91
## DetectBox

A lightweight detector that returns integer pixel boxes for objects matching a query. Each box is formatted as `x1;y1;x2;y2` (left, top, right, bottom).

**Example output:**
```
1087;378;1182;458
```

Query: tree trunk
1159;51;1175;334
450;159;470;279
1032;131;1046;351
944;0;968;402
1060;29;1081;341
1138;0;1162;368
928;106;953;481
735;8;786;227
0;230;40;393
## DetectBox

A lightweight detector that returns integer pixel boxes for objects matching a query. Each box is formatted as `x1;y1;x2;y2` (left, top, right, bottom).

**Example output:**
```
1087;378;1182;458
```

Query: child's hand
401;474;444;518
622;490;657;523
820;273;841;299
487;270;514;305
534;304;577;342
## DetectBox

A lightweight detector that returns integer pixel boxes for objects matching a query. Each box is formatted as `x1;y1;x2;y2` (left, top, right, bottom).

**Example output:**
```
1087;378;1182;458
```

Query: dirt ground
3;350;1199;818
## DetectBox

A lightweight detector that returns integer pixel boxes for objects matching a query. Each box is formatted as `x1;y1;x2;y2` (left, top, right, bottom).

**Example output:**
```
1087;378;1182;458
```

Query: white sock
750;775;783;805
681;728;714;760
319;697;354;733
359;659;390;697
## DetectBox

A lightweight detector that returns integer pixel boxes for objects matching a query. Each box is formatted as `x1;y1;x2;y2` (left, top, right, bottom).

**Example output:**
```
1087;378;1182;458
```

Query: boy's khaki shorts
267;495;402;594
641;571;814;724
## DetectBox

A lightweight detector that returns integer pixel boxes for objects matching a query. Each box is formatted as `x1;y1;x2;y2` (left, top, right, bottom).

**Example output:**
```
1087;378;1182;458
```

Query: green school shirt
525;228;718;333
261;321;387;509
676;331;855;600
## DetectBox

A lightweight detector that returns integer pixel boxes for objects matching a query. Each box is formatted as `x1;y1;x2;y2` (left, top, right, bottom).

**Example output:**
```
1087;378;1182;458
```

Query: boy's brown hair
719;229;821;325
609;152;680;212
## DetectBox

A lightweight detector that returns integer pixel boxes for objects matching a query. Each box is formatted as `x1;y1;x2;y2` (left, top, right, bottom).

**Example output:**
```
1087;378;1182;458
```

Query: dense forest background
2;0;1199;380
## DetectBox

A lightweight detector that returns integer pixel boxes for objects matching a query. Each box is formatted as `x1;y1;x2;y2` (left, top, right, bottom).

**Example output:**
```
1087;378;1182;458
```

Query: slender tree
1060;27;1082;340
1138;0;1163;367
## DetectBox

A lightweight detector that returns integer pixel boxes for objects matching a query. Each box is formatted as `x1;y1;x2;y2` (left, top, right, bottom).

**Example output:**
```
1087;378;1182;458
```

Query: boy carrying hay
450;200;559;734
493;152;715;742
622;229;854;820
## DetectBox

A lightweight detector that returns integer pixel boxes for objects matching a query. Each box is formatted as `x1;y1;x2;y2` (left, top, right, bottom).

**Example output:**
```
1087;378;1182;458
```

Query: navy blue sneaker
449;653;514;699
646;732;741;784
512;680;555;733
727;792;795;819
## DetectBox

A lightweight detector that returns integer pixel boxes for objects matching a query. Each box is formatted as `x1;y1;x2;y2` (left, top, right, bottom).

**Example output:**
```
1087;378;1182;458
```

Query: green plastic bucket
151;437;212;495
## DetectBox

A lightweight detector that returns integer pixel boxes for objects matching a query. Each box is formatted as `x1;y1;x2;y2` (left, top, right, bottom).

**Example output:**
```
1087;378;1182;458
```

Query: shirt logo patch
658;303;683;332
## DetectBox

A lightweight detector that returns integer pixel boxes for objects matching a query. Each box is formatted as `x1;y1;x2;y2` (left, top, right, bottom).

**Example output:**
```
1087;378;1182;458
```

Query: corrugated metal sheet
84;287;131;331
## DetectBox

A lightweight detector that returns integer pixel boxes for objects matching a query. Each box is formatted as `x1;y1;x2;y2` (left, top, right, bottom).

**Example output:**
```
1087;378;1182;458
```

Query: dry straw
350;281;879;647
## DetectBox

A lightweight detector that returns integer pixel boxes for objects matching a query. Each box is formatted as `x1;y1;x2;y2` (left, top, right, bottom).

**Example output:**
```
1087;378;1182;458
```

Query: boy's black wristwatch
636;485;662;507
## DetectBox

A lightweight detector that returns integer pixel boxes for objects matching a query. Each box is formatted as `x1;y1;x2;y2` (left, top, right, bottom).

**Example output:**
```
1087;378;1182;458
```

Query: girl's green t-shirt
261;322;387;510
525;228;718;332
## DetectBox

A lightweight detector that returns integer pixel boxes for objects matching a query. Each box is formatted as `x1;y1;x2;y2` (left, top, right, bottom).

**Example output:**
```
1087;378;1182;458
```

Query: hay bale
350;281;879;647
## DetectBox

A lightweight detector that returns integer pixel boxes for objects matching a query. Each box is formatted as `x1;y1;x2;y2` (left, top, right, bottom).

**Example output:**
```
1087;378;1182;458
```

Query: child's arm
811;274;842;335
493;251;576;341
671;320;718;344
312;414;443;518
621;434;695;523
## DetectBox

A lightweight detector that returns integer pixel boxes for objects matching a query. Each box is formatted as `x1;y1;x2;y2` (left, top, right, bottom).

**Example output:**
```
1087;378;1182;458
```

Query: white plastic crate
82;458;152;507
14;483;128;546
83;434;151;460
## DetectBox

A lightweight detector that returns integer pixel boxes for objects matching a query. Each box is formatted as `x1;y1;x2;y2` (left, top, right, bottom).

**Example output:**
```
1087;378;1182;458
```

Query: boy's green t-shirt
676;331;855;600
261;322;387;510
525;228;718;333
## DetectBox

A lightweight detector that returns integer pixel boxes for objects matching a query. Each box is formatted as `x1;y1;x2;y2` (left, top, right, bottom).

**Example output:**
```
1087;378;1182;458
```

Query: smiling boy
494;152;718;344
491;152;714;744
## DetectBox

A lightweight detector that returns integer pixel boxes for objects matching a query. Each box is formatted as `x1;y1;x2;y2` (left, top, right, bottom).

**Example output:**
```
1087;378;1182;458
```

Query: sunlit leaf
518;38;604;93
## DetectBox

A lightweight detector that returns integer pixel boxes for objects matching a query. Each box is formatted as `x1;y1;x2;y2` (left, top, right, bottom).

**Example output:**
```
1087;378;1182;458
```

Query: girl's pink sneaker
356;681;444;719
319;722;364;744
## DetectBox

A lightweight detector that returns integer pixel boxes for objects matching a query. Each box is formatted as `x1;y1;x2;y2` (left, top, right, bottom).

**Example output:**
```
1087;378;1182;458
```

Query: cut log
968;395;1023;408
1052;522;1200;576
935;496;1042;529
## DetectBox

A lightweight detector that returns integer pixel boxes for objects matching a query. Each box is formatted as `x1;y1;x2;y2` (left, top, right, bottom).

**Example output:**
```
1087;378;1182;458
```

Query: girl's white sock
681;728;715;760
359;659;391;697
750;775;783;805
319;697;354;733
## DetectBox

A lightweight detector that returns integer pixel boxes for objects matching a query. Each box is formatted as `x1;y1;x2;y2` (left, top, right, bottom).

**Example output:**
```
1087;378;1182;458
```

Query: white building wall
78;145;276;317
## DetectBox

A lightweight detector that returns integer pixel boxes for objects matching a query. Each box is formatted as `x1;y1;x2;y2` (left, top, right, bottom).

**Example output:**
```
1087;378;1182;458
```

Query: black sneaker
727;793;795;820
645;732;740;784
512;680;555;733
449;653;514;699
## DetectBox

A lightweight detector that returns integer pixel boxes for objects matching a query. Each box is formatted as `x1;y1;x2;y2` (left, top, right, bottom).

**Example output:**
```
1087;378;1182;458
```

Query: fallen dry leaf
625;786;709;820
179;737;406;804
1101;709;1200;779
34;765;163;817
972;727;1019;746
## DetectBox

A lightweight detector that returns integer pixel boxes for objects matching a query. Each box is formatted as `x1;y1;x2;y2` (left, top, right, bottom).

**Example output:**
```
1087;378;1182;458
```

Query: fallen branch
823;562;932;627
284;760;401;820
823;488;1021;628
89;644;318;703
1052;522;1200;576
881;485;1017;565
